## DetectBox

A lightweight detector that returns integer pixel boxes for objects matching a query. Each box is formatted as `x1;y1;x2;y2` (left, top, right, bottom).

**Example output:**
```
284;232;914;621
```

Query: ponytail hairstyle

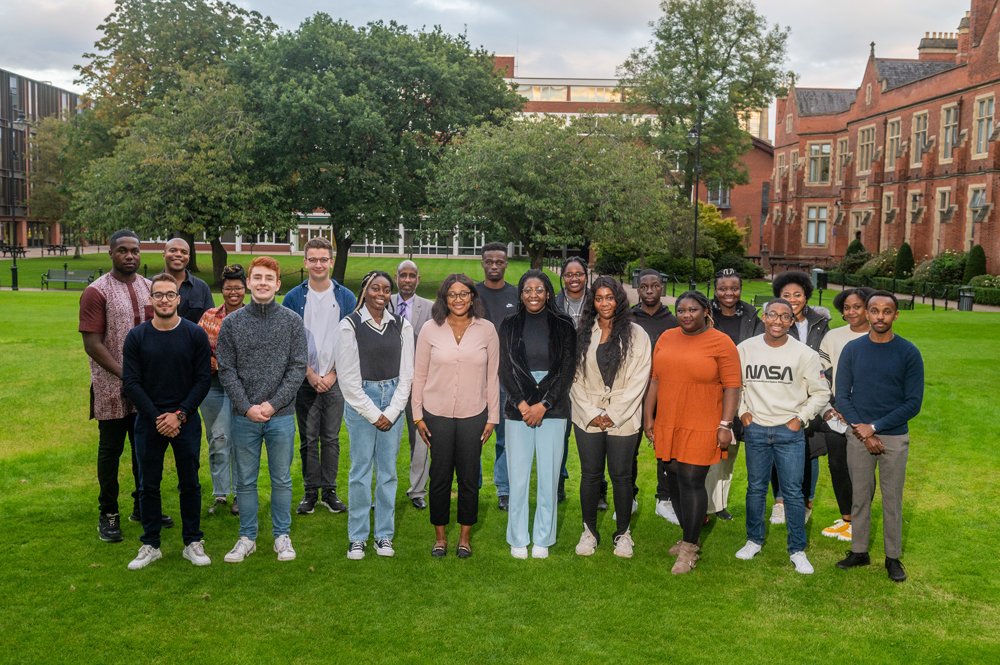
676;290;714;329
354;270;395;314
575;276;634;380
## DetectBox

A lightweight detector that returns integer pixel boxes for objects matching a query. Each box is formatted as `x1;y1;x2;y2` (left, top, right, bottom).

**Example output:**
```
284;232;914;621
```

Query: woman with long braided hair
337;270;414;560
643;291;741;574
569;277;651;558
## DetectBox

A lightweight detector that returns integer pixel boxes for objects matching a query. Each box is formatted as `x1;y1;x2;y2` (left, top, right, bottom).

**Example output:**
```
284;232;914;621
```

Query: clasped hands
518;401;547;427
155;412;183;438
851;422;885;455
588;414;615;431
246;401;276;423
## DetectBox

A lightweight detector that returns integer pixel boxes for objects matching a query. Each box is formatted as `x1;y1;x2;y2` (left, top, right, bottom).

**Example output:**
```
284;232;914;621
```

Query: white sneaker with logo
127;544;162;570
274;534;296;561
735;540;762;560
182;540;211;566
790;551;814;574
655;499;680;525
224;536;256;563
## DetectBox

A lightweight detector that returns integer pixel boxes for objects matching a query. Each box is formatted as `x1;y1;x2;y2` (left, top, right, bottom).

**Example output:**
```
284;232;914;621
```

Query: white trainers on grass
510;546;528;559
274;535;296;561
127;544;162;570
790;551;814;574
182;540;211;566
735;540;762;560
576;524;597;556
613;530;634;559
531;545;549;559
224;536;256;563
655;499;680;525
770;502;786;524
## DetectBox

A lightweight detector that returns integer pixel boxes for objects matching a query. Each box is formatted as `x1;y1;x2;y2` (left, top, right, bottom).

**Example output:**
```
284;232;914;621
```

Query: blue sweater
835;334;924;435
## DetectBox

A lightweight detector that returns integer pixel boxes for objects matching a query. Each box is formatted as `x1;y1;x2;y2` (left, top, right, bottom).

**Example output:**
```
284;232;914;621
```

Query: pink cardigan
411;316;500;424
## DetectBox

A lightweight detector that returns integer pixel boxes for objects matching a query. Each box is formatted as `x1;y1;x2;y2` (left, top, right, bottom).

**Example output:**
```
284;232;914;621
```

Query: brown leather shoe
671;541;700;575
668;539;701;555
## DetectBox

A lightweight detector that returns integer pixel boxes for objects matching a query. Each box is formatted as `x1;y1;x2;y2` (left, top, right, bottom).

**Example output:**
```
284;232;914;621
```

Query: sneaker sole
98;529;123;543
318;500;347;514
347;552;365;560
183;553;212;566
128;552;162;570
575;546;596;556
276;553;296;561
614;549;633;559
296;507;315;515
375;549;394;557
224;544;256;563
837;533;852;542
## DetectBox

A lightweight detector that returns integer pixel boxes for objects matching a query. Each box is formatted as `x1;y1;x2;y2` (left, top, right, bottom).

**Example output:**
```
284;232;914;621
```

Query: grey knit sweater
217;299;308;418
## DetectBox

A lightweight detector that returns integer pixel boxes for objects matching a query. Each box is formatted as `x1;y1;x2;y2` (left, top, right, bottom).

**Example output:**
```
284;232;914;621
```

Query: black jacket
498;306;577;421
710;299;764;344
630;303;678;348
788;305;831;353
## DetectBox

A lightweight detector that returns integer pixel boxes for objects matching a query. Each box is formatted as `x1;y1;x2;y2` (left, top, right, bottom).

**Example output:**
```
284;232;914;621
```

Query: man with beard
80;229;174;543
160;237;213;324
122;274;213;569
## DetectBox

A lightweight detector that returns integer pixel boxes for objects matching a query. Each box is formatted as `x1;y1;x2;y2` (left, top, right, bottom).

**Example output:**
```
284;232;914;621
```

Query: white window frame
805;205;828;246
807;141;832;184
941;104;959;164
911;111;929;166
886;118;901;171
974;94;994;159
857;125;876;175
836;137;849;185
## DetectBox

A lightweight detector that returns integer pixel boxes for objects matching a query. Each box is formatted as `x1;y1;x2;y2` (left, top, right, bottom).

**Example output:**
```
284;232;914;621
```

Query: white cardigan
570;322;652;436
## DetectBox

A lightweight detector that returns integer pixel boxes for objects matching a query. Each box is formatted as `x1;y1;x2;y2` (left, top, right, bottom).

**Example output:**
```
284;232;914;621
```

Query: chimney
919;30;959;62
957;10;971;64
970;0;992;49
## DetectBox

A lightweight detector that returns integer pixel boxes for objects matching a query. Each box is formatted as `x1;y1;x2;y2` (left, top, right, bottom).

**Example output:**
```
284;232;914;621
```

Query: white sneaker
182;540;211;566
224;536;256;563
510;546;528;559
575;524;597;556
347;541;366;560
374;538;395;557
770;502;786;524
790;551;814;574
805;507;813;523
274;534;296;561
612;498;639;520
613;530;634;559
127;544;162;570
531;545;549;559
655;499;680;525
735;540;762;560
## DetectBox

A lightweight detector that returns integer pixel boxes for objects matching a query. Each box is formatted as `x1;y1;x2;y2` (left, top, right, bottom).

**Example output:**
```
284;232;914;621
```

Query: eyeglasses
151;291;179;302
522;287;547;296
483;259;507;267
446;291;472;301
222;286;245;294
305;257;332;265
763;312;793;322
563;272;586;279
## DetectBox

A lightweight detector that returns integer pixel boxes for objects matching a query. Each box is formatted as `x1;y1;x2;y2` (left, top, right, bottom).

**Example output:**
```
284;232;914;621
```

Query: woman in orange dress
643;291;741;574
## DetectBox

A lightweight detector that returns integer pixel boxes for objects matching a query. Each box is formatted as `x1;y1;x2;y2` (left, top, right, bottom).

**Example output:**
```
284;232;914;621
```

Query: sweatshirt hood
805;305;831;323
632;303;673;319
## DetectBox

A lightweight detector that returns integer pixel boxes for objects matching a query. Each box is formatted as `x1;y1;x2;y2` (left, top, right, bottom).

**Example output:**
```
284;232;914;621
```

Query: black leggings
425;409;487;527
575;426;638;543
664;460;710;544
825;431;853;517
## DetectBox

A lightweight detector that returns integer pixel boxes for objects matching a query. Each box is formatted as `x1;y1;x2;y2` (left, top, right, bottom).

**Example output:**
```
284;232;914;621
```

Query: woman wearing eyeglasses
411;274;499;559
499;269;576;559
197;264;247;516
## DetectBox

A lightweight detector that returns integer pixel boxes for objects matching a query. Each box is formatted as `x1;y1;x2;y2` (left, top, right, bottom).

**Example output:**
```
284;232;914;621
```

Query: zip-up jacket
498;306;577;421
281;278;356;321
788;305;831;353
710;298;765;343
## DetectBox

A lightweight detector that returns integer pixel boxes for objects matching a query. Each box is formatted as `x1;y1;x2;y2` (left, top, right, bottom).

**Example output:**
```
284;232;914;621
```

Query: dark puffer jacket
710;299;764;344
788;305;831;353
498;306;577;421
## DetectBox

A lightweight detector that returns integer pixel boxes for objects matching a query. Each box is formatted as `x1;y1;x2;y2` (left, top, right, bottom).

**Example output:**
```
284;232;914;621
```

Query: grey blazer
391;293;433;342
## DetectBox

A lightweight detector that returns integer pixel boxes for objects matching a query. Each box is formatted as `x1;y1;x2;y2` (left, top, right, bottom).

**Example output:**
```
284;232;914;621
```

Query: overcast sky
0;0;967;129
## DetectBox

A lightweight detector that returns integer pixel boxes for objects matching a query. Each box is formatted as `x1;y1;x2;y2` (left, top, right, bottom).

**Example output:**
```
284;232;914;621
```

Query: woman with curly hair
644;291;741;574
569;277;651;558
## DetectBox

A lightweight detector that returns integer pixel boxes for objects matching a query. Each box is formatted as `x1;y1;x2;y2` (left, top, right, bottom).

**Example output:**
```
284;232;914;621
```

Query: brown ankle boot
668;539;701;555
671;541;699;575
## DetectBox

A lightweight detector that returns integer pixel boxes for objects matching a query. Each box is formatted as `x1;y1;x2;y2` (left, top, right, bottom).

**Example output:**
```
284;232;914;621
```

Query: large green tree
618;0;790;197
244;17;523;281
72;70;290;286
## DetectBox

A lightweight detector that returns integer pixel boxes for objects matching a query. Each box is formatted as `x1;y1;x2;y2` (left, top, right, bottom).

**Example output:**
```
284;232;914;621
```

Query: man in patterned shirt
80;229;173;543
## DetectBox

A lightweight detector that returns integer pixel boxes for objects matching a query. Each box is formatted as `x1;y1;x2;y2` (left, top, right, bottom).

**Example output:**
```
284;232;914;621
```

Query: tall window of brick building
942;106;959;161
975;97;994;157
836;138;849;184
9;75;18;111
808;143;831;184
858;127;875;174
790;149;799;170
912;113;929;163
707;181;730;208
883;193;895;223
886;119;901;170
806;206;827;245
970;187;986;211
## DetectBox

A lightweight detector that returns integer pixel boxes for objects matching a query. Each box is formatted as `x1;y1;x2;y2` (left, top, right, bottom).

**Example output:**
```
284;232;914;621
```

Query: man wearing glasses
735;298;830;575
283;238;356;515
475;242;520;511
392;260;434;510
122;274;213;569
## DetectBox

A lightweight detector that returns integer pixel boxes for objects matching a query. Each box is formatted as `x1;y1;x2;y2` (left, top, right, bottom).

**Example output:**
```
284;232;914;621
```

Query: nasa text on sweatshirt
736;335;830;428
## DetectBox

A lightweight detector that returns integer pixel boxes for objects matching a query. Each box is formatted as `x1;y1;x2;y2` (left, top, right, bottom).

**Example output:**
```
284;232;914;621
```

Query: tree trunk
640;251;646;270
209;236;228;288
333;235;353;283
527;244;546;270
178;230;199;272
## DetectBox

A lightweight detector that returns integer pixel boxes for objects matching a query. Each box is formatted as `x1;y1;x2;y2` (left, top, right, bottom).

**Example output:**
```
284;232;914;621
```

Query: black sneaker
231;496;239;516
319;490;347;513
597;493;609;512
836;551;871;569
296;493;318;515
347;540;366;560
129;510;174;528
885;557;907;582
497;495;509;511
98;513;123;543
715;509;734;521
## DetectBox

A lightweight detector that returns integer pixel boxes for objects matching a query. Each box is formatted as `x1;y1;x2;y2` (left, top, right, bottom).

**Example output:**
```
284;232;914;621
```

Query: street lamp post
9;109;28;291
686;105;703;292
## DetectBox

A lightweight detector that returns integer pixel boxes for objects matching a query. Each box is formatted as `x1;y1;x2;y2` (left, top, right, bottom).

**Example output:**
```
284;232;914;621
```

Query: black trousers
97;416;140;516
426;409;487;527
135;414;203;548
825;431;853;517
575;426;638;543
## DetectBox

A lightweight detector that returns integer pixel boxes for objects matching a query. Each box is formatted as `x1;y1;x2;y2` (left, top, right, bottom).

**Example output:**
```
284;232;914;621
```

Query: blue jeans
199;378;233;497
230;413;296;540
506;371;566;548
344;377;405;543
744;422;807;553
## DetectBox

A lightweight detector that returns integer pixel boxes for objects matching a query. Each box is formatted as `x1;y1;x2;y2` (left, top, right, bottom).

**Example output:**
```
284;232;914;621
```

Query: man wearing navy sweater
834;291;924;582
122;274;212;570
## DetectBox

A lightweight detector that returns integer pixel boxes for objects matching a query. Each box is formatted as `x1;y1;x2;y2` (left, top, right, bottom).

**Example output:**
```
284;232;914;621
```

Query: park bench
41;269;96;290
45;244;70;256
1;245;27;258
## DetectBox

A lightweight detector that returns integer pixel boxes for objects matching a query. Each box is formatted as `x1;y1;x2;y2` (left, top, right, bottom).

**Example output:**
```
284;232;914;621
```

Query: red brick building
767;2;1000;273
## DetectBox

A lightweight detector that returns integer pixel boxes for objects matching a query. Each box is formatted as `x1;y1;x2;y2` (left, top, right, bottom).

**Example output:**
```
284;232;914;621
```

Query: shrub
594;243;636;277
911;258;934;283
857;248;898;278
974;287;1000;306
713;253;765;279
928;250;967;285
970;274;1000;288
846;239;866;256
964;245;987;284
894;242;914;278
839;250;871;274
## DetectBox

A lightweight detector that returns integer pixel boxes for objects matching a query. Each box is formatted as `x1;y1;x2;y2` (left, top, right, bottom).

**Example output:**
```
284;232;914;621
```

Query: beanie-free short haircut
150;273;178;287
304;237;333;254
481;242;508;257
249;256;281;278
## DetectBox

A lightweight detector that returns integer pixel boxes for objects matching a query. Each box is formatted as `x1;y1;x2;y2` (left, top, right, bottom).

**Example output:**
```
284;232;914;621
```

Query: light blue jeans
344;377;405;543
506;371;566;549
230;413;295;540
199;377;233;497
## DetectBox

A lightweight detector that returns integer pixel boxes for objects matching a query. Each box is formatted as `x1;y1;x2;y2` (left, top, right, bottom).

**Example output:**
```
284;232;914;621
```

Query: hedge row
826;271;1000;306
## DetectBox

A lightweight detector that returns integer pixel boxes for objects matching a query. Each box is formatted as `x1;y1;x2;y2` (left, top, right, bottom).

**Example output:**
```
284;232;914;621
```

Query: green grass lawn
1;259;999;663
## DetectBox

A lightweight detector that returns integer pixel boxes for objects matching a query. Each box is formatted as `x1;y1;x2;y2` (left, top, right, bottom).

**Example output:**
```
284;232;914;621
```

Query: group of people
81;232;923;582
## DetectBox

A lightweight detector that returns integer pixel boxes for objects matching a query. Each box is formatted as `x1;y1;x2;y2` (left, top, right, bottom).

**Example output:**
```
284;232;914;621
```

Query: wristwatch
175;410;187;423
541;399;553;411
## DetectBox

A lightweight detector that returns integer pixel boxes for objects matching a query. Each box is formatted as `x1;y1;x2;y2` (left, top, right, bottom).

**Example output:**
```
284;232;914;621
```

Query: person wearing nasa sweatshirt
734;297;830;575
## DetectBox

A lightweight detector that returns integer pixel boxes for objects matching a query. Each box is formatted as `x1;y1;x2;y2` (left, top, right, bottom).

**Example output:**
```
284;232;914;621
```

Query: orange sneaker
822;519;851;539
